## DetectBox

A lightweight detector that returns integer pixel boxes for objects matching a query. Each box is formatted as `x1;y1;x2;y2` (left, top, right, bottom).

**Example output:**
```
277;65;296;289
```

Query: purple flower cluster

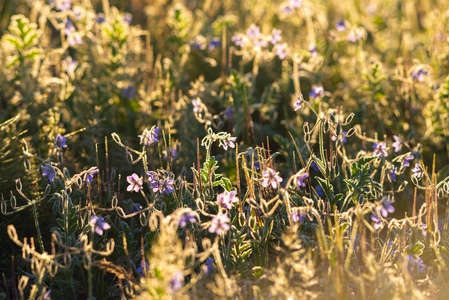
407;255;426;274
178;212;196;228
370;215;383;231
290;210;305;223
309;86;324;99
146;171;175;195
412;163;425;179
412;69;428;82
378;197;395;218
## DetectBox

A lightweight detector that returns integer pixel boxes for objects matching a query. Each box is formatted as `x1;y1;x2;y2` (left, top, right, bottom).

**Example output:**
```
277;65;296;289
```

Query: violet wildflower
275;43;288;60
220;136;236;151
335;20;347;32
347;29;363;42
262;168;283;189
160;179;174;195
96;13;106;23
147;171;160;192
127;173;143;193
64;57;77;74
332;131;348;143
392;135;402;152
204;257;214;275
315;185;324;197
309;45;318;58
402;154;414;168
41;165;55;182
290;210;305;223
408;255;426;274
179;212;196;228
412;69;428;82
309;86;324;99
209;38;221;50
270;29;282;45
373;142;388;157
378;197;395;218
253;37;268;48
310;161;319;172
246;24;261;39
208;214;230;235
412;163;425;179
281;5;294;14
136;261;149;276
123;13;132;24
90;215;111;236
192;98;201;113
42;289;51;300
388;167;397;182
216;190;239;209
51;0;71;11
139;126;159;146
224;107;234;119
170;271;184;292
121;85;136;99
231;35;244;47
295;169;309;188
65;18;76;37
289;0;303;8
294;93;304;111
370;215;383;231
54;134;67;150
163;148;178;161
85;167;99;186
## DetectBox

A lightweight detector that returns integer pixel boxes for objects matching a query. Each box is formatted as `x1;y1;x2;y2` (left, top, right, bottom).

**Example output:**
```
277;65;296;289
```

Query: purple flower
309;45;318;57
90;215;111;236
289;0;303;8
392;135;402;152
127;173;143;193
139;126;159;146
412;69;428;82
270;29;282;45
54;134;67;150
224;107;234;119
65;18;76;37
378;197;395;218
246;24;261;39
64;57;77;74
315;185;324;197
192;98;201;113
170;271;184;292
281;5;294;14
179;212;196;228
275;43;288;60
412;163;424;179
123;13;132;24
253;37;268;48
231;35;244;47
85;167;99;186
136;261;149;276
160;179;174;195
163;148;178;161
262;168;283;189
51;0;71;11
147;171;160;192
408;255;426;274
41;165;55;182
208;214;230;235
121;85;136;99
309;86;324;99
216;190;239;209
332;131;348;143
388;167;397;182
294;93;304;111
370;215;383;231
310;161;319;172
96;13;106;23
204;257;214;275
335;20;347;32
42;289;51;300
209;38;221;50
221;136;236;151
373;142;388;157
295;169;309;188
402;154;414;168
290;210;305;223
